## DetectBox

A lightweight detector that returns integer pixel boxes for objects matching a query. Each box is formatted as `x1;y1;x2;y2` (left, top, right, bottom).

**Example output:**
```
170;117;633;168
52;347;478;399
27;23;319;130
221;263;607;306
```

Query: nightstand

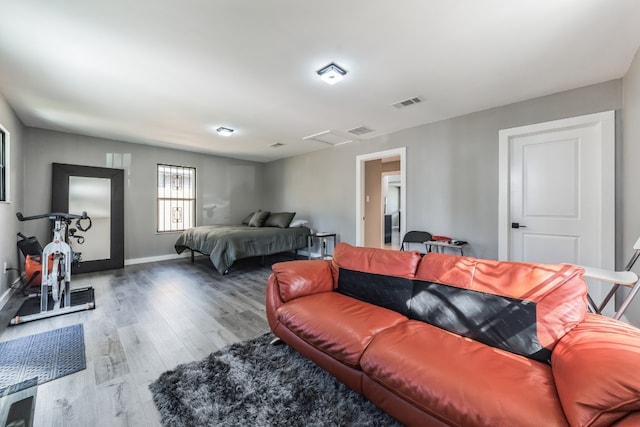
308;233;336;260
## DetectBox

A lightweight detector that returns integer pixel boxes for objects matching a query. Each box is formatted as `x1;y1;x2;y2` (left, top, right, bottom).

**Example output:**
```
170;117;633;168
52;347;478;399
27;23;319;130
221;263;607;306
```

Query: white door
499;111;615;271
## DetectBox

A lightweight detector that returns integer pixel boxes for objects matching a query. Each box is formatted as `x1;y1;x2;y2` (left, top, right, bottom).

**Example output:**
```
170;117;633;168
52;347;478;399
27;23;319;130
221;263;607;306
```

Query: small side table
308;233;336;260
424;240;468;256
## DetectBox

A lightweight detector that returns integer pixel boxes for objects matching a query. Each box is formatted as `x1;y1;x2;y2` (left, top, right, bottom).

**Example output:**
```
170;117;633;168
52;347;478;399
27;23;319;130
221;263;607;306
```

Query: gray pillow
264;212;296;228
241;212;255;225
248;210;270;227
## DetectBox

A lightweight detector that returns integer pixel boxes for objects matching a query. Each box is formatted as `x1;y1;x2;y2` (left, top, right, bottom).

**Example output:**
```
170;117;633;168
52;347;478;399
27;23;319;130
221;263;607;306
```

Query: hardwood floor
0;255;280;427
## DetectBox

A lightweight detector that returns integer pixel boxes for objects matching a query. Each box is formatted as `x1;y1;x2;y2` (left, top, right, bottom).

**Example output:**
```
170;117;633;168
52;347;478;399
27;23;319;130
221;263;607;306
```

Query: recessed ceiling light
317;63;347;85
216;126;234;136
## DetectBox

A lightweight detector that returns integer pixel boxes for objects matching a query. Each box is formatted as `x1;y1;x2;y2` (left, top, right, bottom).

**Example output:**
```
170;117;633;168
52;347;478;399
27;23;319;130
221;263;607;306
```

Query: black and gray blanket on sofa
174;211;310;274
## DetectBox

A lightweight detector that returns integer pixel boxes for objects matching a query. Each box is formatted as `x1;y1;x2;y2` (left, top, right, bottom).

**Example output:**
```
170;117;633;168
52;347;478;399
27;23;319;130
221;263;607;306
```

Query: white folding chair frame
582;237;640;320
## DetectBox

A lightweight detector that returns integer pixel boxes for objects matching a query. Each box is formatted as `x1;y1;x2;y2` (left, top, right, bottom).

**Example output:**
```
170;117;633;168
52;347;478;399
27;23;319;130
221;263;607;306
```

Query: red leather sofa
266;242;640;426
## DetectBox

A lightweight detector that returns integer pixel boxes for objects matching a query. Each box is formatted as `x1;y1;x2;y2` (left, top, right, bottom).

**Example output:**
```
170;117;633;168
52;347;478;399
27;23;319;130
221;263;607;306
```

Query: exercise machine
11;211;94;325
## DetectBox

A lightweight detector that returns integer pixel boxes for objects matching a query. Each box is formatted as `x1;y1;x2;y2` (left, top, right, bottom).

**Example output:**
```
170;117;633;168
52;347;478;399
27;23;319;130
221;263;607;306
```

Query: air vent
268;142;284;148
392;96;423;109
347;126;374;136
302;130;352;146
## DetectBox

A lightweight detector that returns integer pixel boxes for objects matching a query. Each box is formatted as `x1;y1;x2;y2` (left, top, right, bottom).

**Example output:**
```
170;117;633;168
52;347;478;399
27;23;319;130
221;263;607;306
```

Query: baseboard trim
0;286;17;312
124;250;318;267
124;252;201;266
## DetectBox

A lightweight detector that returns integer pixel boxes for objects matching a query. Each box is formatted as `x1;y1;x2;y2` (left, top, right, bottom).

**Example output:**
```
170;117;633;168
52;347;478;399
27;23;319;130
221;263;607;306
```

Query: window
0;125;8;202
157;164;196;232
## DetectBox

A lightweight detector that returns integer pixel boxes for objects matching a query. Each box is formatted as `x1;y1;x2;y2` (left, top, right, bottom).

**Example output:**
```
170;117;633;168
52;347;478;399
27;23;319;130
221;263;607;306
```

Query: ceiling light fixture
317;62;347;85
216;126;234;136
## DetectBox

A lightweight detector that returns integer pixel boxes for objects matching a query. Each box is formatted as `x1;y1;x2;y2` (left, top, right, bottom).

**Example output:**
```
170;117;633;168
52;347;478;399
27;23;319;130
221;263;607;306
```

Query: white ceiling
1;1;639;163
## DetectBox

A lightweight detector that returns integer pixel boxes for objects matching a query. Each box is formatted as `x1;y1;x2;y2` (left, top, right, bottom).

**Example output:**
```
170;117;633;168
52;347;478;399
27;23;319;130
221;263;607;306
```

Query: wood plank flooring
0;255;282;427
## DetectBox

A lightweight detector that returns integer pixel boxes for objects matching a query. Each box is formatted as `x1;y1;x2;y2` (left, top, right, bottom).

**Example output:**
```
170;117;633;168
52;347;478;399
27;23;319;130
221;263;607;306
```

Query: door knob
511;222;527;229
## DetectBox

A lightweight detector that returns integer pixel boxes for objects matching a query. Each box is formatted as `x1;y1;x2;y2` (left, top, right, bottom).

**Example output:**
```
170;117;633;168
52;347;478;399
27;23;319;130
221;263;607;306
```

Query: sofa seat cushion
361;321;569;427
277;292;408;369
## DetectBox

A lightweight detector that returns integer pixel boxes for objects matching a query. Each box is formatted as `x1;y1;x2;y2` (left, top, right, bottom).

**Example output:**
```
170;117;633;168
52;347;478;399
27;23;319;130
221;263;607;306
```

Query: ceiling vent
391;96;423;109
268;142;284;148
347;126;374;136
302;130;352;146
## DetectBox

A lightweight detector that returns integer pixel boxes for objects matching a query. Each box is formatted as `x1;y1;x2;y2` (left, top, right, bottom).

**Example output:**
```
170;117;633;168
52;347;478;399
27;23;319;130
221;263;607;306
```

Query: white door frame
498;111;615;269
356;147;406;246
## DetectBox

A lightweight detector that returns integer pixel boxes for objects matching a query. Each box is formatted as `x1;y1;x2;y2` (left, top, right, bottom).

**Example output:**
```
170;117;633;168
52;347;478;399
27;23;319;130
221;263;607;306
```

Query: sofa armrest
271;260;334;302
552;313;640;427
266;260;334;333
266;273;284;332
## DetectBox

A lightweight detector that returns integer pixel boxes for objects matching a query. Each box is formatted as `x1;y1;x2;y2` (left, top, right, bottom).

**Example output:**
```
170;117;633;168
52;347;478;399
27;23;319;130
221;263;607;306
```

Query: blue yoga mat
0;324;86;394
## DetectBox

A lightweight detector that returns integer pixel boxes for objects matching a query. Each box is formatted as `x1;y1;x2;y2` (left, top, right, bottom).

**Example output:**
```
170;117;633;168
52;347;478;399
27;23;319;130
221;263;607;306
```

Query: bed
174;223;310;274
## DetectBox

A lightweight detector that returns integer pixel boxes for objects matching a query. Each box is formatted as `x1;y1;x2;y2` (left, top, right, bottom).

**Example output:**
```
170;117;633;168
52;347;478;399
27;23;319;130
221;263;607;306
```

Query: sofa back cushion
415;252;587;360
331;242;422;283
336;263;555;362
333;247;586;362
415;252;476;288
411;280;547;361
337;268;414;316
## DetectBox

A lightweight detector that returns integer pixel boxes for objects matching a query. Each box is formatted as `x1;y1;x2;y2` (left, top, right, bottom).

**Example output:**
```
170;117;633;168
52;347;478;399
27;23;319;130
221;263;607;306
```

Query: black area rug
0;324;86;394
150;333;403;427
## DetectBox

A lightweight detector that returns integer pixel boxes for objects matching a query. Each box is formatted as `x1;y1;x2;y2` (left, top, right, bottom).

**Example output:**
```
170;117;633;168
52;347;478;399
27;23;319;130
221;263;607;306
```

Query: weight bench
581;236;640;320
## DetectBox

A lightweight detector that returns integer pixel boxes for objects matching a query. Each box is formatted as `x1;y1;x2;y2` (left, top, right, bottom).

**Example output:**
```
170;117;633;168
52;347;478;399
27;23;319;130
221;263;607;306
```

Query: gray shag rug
149;333;403;426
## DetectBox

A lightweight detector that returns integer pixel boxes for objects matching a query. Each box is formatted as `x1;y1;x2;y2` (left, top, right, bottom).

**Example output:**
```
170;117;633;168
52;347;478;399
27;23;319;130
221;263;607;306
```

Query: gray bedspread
175;225;310;274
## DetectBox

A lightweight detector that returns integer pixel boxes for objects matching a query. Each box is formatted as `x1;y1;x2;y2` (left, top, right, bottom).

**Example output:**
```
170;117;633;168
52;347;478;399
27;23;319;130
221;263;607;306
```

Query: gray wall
264;80;622;261
0;94;24;300
21;128;265;262
622;47;640;325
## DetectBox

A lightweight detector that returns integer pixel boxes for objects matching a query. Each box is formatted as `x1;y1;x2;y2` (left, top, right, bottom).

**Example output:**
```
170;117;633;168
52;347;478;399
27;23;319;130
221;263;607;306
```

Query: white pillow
289;219;308;228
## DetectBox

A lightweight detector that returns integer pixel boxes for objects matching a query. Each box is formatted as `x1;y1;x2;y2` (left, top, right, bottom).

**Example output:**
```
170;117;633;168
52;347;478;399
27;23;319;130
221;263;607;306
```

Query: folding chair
581;236;640;320
400;231;432;252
